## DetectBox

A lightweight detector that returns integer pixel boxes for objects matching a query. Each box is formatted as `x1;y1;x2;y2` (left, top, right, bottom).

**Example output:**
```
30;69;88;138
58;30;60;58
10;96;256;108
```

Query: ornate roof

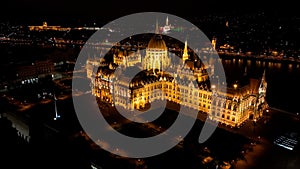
147;35;167;50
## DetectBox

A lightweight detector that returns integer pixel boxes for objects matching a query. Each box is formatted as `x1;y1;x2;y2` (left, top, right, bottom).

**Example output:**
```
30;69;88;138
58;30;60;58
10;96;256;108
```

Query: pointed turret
212;37;217;50
182;40;189;63
259;69;267;95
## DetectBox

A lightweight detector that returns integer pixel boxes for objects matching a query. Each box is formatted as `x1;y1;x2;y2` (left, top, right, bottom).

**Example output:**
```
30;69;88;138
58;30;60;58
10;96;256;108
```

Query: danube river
221;57;300;114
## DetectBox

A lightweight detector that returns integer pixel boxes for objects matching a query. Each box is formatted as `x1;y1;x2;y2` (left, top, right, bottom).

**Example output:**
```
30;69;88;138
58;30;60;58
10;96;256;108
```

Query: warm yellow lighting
90;28;268;128
233;84;238;89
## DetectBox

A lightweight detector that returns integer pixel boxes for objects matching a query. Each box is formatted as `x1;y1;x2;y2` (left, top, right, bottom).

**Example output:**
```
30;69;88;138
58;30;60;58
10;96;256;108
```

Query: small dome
147;35;167;50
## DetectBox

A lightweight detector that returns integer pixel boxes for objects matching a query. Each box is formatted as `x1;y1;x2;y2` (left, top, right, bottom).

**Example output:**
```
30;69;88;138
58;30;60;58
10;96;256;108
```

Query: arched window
212;100;217;105
233;105;237;111
228;102;232;110
216;100;221;107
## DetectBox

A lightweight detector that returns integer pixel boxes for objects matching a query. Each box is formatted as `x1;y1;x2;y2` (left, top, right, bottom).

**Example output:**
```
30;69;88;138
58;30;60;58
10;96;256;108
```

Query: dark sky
1;0;299;25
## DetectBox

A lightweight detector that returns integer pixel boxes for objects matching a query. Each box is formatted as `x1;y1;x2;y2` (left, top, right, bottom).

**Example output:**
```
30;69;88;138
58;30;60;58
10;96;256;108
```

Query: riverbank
231;107;300;169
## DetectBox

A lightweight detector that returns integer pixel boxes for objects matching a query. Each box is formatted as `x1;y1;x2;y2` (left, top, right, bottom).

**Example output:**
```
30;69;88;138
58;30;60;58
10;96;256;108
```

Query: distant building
35;60;55;76
274;132;299;151
1;112;30;142
160;16;174;34
16;60;54;84
28;22;71;31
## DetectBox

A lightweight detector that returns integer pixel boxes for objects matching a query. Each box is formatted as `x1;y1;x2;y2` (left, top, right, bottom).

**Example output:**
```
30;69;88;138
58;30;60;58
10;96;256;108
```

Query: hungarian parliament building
86;33;268;128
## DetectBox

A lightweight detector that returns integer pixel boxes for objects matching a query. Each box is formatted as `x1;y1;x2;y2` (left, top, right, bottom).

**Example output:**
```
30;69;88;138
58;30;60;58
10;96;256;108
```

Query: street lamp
233;83;238;89
211;84;216;90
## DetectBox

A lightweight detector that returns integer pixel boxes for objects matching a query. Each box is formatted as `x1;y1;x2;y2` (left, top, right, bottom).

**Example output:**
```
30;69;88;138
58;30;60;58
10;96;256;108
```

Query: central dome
147;35;167;50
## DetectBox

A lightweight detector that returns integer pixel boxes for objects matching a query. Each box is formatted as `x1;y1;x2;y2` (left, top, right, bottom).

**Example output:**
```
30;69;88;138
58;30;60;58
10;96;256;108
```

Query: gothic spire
182;40;189;63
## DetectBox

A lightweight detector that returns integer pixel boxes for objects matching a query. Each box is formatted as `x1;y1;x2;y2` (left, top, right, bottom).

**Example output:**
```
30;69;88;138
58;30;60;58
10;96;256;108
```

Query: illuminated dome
147;35;167;50
143;34;170;72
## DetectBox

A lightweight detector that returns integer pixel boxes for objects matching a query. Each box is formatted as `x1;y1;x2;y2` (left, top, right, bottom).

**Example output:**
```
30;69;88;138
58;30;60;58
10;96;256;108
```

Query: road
231;108;300;169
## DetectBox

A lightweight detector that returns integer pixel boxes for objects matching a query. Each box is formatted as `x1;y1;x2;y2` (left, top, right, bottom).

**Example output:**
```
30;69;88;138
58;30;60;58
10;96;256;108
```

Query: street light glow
233;84;238;89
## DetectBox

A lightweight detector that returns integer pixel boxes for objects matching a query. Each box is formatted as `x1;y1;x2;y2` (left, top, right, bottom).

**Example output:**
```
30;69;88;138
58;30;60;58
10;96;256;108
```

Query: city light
1;8;299;169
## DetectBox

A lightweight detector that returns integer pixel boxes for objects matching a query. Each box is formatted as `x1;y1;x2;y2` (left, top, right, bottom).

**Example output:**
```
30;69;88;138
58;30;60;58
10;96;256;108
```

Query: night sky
1;0;299;25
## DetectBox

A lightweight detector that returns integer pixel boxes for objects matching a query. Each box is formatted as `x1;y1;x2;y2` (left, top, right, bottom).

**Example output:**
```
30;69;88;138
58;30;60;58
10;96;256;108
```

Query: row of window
133;86;211;98
211;111;236;122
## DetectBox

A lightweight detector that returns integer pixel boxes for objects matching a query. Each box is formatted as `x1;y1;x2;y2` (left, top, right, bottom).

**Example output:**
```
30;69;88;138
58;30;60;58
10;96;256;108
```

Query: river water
221;57;300;113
